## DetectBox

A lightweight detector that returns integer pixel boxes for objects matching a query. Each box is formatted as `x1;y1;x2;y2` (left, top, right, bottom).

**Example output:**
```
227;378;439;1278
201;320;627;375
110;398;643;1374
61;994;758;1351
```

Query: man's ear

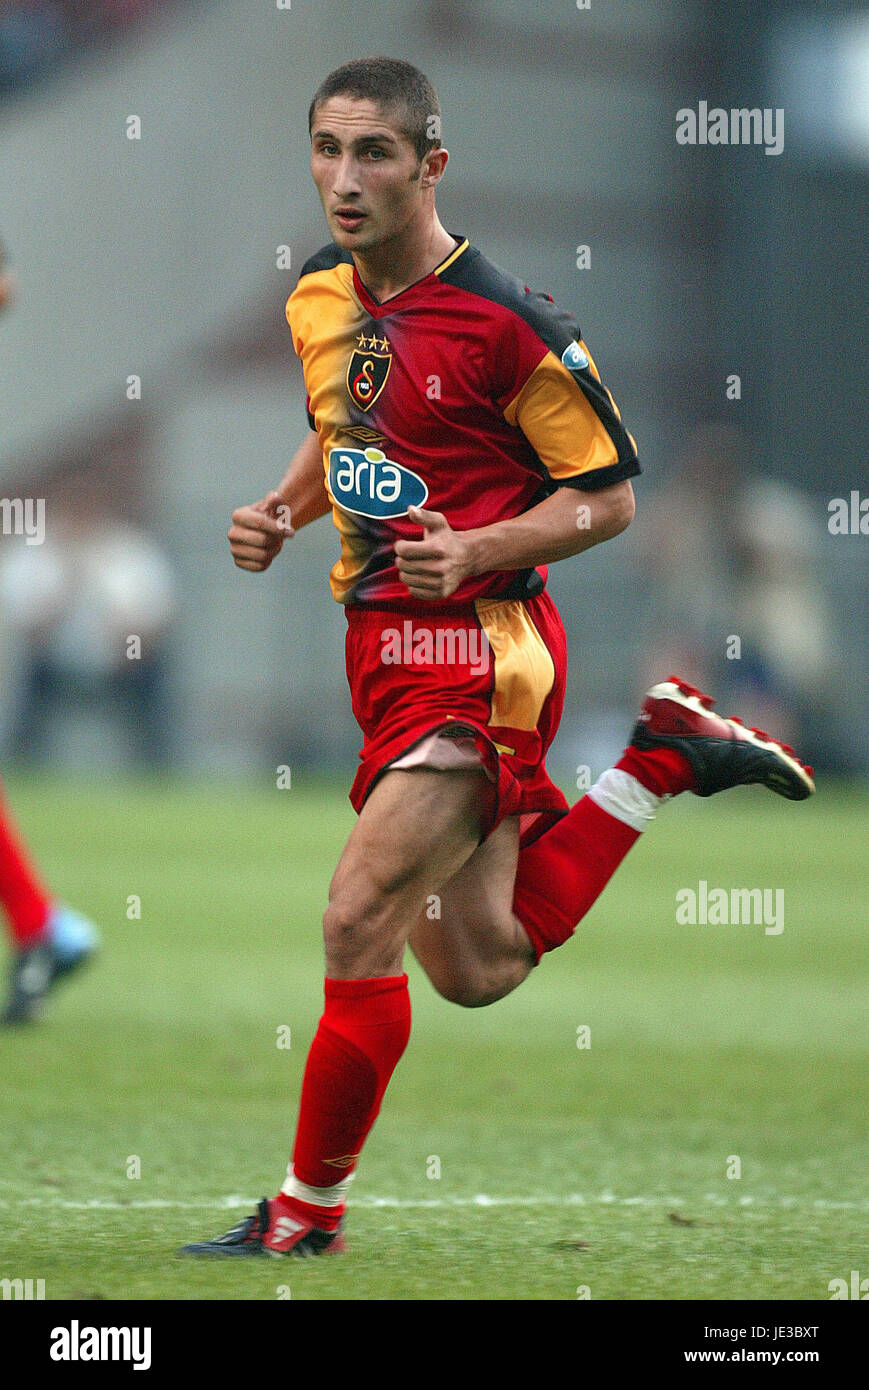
420;147;449;188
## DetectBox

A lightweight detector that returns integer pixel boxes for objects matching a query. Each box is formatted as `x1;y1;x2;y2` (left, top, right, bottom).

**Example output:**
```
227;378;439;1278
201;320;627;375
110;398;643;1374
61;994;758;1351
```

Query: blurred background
0;0;867;782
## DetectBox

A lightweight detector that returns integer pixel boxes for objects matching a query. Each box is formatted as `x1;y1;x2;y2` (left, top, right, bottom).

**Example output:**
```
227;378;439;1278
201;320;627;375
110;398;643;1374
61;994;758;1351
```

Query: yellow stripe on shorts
474;598;556;733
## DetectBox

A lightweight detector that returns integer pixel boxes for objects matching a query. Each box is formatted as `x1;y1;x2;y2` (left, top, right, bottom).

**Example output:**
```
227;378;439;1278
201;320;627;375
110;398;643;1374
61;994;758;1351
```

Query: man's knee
322;896;377;962
434;975;498;1008
322;871;411;973
426;954;533;1009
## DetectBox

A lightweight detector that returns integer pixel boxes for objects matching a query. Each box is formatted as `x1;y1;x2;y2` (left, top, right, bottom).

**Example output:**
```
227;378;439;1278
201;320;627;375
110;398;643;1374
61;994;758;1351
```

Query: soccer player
0;239;99;1024
0;786;99;1024
181;58;814;1258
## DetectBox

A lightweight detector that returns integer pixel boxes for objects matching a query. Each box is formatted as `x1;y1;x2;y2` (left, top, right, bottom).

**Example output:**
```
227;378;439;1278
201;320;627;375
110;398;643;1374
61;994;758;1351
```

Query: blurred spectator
0;0;190;96
0;2;68;94
634;423;842;767
57;0;161;47
0;492;176;769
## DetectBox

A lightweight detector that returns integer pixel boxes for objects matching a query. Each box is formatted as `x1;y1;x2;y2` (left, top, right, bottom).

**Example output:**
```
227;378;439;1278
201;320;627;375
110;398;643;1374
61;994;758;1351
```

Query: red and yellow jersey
286;235;640;608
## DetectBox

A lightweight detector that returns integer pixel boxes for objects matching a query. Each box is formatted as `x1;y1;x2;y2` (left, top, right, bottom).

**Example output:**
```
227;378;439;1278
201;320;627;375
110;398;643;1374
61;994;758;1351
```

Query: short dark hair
308;57;441;163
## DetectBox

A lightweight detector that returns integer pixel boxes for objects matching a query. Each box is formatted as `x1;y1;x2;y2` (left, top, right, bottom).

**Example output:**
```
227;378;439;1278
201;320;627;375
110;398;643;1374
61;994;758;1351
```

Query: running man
182;58;813;1258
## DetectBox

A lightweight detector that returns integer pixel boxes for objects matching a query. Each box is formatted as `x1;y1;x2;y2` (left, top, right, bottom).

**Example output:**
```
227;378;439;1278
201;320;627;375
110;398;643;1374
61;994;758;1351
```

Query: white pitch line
0;1194;865;1212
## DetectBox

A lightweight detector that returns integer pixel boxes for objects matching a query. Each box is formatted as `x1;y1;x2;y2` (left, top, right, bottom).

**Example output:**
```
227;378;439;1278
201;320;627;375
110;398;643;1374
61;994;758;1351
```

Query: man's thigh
408;815;534;1002
428;814;522;944
325;766;489;976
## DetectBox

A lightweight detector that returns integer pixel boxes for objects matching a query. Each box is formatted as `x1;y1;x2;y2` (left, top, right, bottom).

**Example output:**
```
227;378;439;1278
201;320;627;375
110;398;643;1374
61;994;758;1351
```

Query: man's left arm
465;479;635;570
396;312;641;600
395;481;634;601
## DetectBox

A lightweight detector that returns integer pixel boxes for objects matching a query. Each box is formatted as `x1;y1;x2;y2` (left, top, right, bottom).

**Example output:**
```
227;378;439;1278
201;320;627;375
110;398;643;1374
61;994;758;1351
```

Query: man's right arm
228;429;331;572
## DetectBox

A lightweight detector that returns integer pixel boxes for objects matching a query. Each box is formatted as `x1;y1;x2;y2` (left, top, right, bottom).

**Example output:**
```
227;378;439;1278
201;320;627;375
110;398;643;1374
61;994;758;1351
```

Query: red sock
0;783;52;947
614;745;696;797
513;796;640;961
277;974;411;1230
513;744;694;961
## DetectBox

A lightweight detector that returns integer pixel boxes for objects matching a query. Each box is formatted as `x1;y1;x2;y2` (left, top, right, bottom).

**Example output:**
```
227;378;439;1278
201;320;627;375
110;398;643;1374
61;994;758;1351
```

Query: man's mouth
334;208;366;230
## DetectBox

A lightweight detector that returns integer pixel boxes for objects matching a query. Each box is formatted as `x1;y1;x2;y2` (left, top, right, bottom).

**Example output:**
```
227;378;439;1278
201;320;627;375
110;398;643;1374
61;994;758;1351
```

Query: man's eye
366;148;386;160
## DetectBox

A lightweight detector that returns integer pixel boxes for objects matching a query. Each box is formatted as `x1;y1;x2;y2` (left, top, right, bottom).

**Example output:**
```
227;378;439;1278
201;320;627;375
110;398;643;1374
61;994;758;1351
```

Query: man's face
310;96;436;251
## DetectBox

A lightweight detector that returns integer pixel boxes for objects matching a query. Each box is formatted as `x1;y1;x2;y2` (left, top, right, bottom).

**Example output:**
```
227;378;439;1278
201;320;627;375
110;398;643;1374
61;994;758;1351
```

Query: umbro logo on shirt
562;341;589;371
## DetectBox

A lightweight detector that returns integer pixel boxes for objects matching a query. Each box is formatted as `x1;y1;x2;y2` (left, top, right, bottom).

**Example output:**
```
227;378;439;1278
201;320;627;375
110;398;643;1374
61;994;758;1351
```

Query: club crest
347;331;392;411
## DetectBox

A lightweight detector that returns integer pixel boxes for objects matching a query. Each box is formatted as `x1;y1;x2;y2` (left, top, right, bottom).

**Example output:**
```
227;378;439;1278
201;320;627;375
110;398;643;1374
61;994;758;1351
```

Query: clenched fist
228;491;294;572
394;505;474;600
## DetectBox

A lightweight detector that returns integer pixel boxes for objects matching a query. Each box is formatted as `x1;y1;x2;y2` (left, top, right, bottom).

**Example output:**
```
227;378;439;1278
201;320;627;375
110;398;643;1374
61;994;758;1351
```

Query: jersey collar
352;235;470;313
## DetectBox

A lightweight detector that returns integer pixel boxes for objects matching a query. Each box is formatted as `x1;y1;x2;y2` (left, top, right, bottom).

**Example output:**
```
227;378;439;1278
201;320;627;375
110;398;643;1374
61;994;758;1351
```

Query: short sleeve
505;334;640;491
286;287;316;430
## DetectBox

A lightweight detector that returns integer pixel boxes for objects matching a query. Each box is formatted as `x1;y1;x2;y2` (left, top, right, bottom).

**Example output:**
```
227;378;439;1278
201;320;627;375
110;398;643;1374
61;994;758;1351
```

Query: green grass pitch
1;773;866;1301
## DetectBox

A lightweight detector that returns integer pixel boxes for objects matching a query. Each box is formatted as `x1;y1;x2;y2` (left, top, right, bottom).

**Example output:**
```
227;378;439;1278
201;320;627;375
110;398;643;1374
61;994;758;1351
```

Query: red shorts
344;590;569;848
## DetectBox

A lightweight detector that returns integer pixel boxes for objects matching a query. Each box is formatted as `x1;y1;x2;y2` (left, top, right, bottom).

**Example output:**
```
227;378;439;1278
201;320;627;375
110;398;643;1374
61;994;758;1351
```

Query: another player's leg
180;765;489;1258
0;781;99;1025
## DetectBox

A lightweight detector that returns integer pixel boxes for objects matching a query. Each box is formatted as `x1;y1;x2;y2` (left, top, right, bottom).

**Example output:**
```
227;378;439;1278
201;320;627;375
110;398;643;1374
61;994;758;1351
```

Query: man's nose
333;157;362;197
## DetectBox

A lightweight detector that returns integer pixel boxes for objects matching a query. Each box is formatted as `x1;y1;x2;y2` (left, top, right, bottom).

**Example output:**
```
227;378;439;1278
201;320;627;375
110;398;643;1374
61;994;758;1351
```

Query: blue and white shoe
1;905;99;1025
46;904;100;980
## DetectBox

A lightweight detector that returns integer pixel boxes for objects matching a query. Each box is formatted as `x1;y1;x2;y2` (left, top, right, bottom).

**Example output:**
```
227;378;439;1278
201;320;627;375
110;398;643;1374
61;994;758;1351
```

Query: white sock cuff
281;1165;355;1208
586;767;666;832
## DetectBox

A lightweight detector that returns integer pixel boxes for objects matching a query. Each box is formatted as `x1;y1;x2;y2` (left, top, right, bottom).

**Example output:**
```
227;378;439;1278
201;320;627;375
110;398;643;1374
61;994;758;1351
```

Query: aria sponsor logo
676;101;784;156
329;446;428;519
50;1321;152;1371
676;881;784;936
